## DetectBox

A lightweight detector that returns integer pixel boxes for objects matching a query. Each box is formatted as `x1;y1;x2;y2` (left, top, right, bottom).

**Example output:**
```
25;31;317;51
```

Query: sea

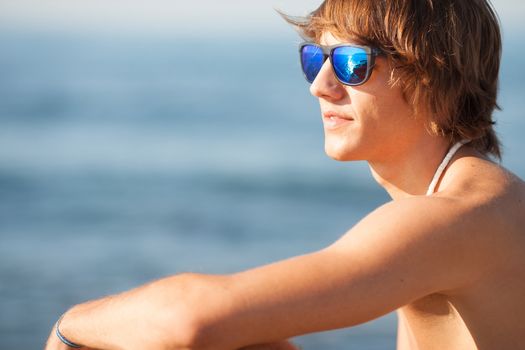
0;27;523;350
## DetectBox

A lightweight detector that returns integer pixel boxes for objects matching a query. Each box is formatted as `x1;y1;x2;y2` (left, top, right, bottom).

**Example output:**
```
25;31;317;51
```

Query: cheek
348;92;383;131
352;60;414;122
348;90;417;157
352;84;413;127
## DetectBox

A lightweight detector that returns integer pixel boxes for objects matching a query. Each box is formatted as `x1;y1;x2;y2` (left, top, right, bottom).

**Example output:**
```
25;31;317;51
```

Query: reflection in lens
332;46;368;85
301;45;325;83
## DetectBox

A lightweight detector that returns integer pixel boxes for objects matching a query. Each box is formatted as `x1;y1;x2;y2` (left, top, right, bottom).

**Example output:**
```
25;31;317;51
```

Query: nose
309;59;346;101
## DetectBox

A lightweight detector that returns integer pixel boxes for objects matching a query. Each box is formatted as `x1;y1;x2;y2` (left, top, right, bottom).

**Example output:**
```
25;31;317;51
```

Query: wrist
56;313;82;348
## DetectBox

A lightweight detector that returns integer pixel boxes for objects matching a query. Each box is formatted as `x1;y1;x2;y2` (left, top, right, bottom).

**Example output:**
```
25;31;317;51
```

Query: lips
322;111;354;129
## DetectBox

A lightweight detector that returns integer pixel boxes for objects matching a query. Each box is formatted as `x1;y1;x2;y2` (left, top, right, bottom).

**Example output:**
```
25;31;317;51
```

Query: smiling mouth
322;113;354;129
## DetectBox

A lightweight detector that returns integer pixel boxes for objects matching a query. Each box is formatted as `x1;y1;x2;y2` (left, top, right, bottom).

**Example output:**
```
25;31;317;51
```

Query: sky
0;0;322;37
0;0;523;38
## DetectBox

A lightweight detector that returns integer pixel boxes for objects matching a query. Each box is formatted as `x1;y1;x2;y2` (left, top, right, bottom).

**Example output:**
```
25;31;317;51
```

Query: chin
323;130;364;161
324;143;358;161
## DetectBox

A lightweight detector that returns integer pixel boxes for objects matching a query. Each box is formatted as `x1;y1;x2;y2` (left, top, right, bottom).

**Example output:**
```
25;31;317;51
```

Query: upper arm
191;197;484;350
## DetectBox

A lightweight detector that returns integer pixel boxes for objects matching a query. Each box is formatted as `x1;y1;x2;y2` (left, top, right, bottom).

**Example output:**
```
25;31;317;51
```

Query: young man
46;0;525;349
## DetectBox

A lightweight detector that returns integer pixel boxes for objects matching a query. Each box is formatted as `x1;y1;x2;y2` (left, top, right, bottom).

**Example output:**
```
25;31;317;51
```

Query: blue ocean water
0;28;523;349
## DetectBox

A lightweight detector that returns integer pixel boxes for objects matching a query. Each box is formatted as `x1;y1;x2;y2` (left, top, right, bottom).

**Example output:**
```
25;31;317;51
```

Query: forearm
57;273;222;350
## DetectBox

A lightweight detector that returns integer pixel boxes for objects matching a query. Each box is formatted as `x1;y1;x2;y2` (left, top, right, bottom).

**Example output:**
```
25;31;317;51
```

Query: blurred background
0;1;523;349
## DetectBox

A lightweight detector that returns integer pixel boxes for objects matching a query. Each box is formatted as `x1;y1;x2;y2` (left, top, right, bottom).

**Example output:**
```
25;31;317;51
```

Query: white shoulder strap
426;140;469;196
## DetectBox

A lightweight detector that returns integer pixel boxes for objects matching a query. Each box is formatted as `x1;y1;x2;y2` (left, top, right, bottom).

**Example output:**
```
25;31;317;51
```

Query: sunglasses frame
299;42;383;86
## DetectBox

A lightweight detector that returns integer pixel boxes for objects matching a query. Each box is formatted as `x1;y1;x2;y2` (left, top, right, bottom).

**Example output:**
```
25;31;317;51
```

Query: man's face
311;32;427;163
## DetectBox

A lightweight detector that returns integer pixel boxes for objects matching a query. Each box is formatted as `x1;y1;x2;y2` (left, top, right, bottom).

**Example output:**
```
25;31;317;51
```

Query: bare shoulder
332;156;525;293
443;155;525;242
446;156;525;273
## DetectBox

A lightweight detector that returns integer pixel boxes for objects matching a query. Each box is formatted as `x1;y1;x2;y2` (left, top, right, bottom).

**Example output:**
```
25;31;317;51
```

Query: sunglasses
299;42;382;86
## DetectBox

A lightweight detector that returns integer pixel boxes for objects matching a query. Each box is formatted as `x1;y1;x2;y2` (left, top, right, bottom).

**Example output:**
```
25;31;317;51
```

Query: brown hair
282;0;502;159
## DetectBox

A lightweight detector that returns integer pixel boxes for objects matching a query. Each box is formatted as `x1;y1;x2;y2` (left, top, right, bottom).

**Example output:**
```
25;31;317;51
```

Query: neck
368;135;451;200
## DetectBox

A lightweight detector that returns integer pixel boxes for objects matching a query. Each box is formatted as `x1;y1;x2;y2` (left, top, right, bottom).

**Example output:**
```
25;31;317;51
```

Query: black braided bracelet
55;315;82;348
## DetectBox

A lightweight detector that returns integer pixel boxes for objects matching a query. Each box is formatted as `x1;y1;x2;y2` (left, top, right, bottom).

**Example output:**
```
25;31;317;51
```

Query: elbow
159;303;203;350
162;309;207;350
150;273;234;350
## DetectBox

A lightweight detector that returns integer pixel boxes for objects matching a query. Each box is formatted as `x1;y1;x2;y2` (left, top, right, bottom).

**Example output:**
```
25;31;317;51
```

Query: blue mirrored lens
332;46;369;85
301;45;325;83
